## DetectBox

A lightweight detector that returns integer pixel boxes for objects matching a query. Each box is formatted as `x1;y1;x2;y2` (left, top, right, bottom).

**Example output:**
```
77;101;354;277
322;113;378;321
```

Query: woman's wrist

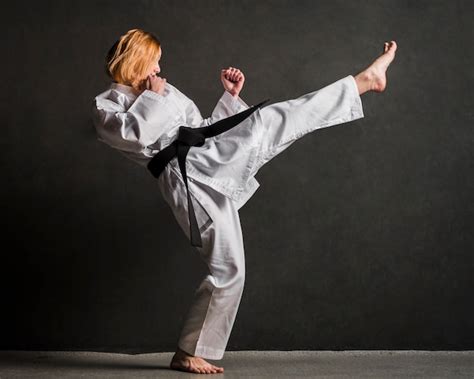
227;90;239;98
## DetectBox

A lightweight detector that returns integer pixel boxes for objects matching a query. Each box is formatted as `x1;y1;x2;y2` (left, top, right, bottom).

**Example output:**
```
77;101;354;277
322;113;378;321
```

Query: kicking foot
354;40;398;94
170;347;224;374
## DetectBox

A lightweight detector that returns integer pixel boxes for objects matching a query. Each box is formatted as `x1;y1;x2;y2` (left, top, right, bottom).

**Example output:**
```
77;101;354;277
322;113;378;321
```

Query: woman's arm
92;89;175;153
177;66;250;128
182;90;250;128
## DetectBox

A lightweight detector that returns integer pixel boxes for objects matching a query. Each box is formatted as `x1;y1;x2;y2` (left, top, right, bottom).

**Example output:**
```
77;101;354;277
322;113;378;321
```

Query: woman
92;28;397;374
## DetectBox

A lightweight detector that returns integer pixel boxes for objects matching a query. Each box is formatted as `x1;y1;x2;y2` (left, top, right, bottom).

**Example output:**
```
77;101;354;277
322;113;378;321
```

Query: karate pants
170;75;364;360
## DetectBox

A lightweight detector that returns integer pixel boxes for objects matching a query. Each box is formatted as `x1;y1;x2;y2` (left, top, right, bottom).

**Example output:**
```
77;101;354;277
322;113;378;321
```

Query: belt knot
177;126;205;147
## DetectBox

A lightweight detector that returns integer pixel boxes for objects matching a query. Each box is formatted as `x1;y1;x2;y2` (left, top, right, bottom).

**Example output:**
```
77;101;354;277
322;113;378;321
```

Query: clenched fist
139;73;167;95
221;67;245;97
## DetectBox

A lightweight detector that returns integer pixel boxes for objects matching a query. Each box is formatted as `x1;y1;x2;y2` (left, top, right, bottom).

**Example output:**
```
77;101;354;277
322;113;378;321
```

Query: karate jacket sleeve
180;89;250;128
92;89;175;153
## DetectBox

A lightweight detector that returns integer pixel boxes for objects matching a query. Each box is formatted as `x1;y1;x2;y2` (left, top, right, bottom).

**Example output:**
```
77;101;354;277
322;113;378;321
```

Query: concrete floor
0;350;472;378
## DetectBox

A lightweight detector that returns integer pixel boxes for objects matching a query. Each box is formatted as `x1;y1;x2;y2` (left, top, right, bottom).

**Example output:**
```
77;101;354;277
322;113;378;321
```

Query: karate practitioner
91;28;397;374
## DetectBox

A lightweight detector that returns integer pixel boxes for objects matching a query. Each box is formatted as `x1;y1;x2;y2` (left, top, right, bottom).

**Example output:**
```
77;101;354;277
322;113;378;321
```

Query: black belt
147;98;270;247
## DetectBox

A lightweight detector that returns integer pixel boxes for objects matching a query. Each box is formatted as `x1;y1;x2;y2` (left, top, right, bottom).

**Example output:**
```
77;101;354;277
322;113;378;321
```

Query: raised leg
249;40;398;175
249;74;364;176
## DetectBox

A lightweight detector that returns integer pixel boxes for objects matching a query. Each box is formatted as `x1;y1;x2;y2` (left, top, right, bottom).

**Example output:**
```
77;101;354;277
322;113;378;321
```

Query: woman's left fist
221;67;245;97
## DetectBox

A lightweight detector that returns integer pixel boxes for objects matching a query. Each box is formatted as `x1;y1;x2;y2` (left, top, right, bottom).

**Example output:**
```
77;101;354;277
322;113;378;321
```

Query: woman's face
135;49;163;91
148;49;162;77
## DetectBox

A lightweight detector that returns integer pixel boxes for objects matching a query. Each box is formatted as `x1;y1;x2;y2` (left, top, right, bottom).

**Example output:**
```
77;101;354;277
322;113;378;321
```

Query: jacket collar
110;82;141;98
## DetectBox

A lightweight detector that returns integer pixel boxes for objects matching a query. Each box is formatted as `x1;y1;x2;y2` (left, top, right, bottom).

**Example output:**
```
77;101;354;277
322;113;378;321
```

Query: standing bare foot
170;347;224;374
354;40;398;95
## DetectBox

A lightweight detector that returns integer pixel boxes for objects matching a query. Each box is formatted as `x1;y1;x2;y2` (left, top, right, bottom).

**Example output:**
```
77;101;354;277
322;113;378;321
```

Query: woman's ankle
176;346;194;357
354;71;373;95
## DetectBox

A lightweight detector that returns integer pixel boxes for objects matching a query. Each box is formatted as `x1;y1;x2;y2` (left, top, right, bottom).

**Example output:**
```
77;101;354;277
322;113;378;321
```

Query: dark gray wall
2;0;472;353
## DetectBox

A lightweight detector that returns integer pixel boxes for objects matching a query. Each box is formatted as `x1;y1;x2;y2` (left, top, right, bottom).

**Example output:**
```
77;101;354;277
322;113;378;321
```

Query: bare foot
354;40;398;95
170;347;224;374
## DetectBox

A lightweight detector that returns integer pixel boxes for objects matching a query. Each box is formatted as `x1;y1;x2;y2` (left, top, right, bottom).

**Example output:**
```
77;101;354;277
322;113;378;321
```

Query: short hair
105;28;161;89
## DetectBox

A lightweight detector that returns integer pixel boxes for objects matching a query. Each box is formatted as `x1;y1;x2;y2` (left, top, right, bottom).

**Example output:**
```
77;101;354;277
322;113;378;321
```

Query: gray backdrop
2;0;473;353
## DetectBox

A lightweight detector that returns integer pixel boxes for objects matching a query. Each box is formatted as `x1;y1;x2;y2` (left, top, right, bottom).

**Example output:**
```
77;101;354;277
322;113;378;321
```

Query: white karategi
91;74;364;360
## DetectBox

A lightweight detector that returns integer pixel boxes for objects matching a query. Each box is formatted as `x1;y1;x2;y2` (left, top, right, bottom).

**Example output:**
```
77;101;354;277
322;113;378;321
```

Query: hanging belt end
147;160;161;178
191;235;203;248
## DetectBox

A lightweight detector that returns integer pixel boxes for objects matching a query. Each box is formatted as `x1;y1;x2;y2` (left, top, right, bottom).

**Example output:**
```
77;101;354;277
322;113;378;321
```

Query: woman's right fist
145;74;166;95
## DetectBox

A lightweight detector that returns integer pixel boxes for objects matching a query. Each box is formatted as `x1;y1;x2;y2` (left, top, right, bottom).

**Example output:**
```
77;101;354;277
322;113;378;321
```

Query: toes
171;360;209;374
195;365;210;374
383;41;397;54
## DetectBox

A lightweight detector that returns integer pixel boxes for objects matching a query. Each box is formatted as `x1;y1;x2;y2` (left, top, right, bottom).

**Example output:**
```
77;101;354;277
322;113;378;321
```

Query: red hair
105;28;161;90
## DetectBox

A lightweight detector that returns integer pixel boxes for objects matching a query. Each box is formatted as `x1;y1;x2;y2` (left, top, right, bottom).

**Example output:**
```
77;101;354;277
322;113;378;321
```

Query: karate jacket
91;81;262;210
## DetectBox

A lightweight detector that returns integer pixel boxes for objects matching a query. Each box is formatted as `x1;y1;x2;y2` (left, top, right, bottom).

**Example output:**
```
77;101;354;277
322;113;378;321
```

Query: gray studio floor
0;350;472;378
